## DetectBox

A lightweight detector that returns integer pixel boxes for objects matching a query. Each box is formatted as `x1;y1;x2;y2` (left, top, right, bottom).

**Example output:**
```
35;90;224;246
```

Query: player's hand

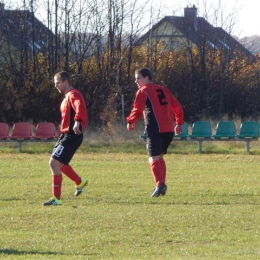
175;124;183;135
73;121;81;135
127;123;135;131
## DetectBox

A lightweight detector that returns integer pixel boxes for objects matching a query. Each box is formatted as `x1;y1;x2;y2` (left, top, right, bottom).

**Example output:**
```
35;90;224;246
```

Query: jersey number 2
156;89;168;106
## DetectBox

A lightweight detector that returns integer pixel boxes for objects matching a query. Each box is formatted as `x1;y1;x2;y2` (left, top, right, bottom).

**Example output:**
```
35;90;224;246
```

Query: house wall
138;21;195;51
0;37;20;64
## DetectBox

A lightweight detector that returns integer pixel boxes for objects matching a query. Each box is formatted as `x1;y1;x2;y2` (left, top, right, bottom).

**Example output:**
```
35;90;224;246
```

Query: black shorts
52;133;83;165
146;132;174;157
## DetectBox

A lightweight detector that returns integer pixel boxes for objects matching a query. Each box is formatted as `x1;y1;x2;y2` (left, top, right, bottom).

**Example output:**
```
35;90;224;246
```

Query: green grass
1;137;260;154
0;142;260;259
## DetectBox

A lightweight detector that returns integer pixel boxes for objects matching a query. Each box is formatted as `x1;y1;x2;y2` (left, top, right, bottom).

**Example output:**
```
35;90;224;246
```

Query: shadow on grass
0;248;97;257
1;198;21;201
106;200;260;206
0;248;60;256
84;195;259;206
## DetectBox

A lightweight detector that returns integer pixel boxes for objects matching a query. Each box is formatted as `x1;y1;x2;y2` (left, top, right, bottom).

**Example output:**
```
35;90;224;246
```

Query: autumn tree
1;0;260;127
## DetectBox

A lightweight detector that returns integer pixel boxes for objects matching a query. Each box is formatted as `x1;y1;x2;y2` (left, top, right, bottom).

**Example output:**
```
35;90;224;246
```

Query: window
170;41;179;51
218;40;231;50
207;40;218;50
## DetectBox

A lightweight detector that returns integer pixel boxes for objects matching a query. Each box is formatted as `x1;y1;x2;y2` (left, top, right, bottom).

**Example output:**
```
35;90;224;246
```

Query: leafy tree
0;0;259;128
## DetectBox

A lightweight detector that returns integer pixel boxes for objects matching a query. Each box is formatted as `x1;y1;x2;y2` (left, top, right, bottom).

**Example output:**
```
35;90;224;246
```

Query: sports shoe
151;183;167;197
160;183;167;196
74;177;88;196
43;196;62;206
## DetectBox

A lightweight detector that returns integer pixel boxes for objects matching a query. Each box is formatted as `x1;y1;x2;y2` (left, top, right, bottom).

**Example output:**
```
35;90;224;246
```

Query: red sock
159;158;166;183
61;165;81;186
150;159;163;186
52;174;62;200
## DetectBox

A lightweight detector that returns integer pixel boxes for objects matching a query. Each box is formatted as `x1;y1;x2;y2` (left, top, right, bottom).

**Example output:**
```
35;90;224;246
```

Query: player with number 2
126;68;184;197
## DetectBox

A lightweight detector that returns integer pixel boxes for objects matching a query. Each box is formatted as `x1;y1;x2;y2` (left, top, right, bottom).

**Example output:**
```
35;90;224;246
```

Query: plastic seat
9;122;33;140
34;122;57;140
189;121;212;139
173;122;188;139
213;121;236;139
188;121;212;154
236;121;259;153
236;121;259;139
0;122;9;140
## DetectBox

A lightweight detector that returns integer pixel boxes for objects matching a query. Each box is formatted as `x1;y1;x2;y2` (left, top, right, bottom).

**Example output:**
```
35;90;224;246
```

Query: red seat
0;122;9;140
9;122;33;140
33;122;57;140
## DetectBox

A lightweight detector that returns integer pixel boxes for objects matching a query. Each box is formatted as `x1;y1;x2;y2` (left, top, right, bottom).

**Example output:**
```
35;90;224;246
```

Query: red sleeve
170;93;184;125
70;90;88;129
126;89;147;124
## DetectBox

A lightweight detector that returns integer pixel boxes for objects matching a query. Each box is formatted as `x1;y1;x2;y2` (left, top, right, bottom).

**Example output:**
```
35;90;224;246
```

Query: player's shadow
0;248;97;257
0;248;60;256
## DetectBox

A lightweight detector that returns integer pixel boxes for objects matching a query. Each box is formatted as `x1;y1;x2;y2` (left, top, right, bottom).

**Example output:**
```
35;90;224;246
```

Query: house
0;2;55;60
59;32;105;60
136;5;255;62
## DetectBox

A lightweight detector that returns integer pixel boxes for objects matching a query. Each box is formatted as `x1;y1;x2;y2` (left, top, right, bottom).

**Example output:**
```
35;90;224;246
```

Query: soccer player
43;71;88;206
126;68;184;197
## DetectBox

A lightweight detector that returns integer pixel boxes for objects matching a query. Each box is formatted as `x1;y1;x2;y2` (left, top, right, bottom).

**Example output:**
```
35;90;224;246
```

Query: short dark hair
135;68;152;81
55;71;71;85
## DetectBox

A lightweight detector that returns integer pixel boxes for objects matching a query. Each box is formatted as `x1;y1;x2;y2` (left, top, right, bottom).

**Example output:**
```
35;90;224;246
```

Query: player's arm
126;90;146;131
170;93;184;126
70;92;88;134
169;92;184;135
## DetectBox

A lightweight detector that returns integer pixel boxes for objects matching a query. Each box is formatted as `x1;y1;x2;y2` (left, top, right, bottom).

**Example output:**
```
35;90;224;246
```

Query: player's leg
49;157;63;201
43;135;65;206
160;132;174;183
43;133;86;205
157;132;174;196
61;164;88;196
43;157;63;206
58;133;88;196
159;156;166;183
147;133;165;197
149;156;163;187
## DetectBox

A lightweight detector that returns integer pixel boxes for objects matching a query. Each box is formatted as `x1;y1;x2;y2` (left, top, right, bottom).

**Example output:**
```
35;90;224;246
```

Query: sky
3;0;260;38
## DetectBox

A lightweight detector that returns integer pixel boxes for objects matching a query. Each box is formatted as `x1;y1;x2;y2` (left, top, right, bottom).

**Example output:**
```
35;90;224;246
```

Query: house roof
136;8;256;62
0;3;54;54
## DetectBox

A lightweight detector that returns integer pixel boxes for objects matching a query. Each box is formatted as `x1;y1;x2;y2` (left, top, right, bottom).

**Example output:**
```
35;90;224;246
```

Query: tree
0;0;259;127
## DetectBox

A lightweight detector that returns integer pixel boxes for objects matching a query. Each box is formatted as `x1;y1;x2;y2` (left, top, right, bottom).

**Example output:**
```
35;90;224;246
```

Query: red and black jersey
60;89;88;133
126;83;184;133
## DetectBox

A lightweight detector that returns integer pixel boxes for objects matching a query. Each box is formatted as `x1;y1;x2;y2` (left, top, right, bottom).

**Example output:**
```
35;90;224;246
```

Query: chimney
0;2;5;15
184;5;197;30
184;5;197;19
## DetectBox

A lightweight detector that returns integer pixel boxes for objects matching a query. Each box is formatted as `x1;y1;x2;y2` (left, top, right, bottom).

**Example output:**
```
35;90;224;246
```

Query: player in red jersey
43;71;88;206
127;68;184;197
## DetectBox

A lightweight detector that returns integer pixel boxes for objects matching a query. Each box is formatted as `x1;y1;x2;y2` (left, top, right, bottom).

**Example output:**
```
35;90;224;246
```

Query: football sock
149;159;163;186
159;158;166;183
52;174;62;200
61;165;81;186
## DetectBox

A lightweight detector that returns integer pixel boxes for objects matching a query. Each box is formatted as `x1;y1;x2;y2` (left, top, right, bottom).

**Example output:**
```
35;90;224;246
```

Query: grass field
0;141;260;260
